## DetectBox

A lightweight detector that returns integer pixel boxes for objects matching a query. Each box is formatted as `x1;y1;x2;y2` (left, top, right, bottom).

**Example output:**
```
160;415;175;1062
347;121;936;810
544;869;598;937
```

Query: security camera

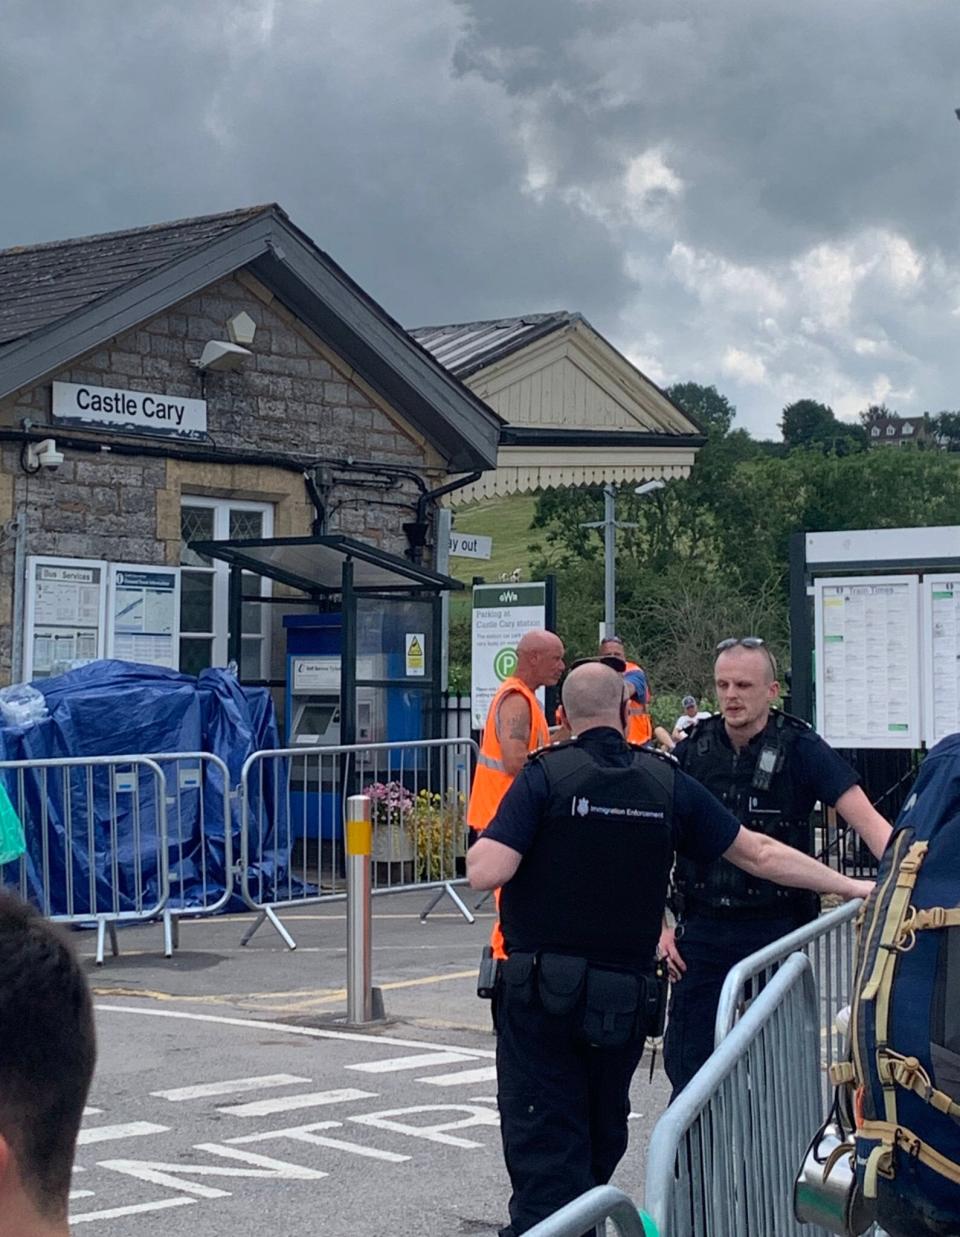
26;438;64;471
193;340;252;372
635;479;666;496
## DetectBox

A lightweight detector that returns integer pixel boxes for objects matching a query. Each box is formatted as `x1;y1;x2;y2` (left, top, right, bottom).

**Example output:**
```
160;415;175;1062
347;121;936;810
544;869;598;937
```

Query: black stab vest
674;710;817;920
499;741;675;967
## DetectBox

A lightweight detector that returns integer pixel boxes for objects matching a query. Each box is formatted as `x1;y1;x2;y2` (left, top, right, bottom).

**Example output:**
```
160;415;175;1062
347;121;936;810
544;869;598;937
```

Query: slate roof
410;313;577;379
0;205;501;471
0;205;269;347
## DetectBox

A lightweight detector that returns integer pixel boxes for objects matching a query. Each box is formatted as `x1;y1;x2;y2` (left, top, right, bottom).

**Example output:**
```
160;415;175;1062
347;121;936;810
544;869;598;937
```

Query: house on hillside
0;204;500;688
410;312;704;503
866;414;932;448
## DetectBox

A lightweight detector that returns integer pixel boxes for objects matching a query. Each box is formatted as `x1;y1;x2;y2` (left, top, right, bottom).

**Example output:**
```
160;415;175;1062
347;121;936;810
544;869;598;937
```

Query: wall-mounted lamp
22;438;64;473
192;340;252;373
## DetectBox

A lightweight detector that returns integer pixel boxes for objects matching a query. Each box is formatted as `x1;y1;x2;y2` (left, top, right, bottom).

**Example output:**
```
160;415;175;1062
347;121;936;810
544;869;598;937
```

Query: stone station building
0;204;499;688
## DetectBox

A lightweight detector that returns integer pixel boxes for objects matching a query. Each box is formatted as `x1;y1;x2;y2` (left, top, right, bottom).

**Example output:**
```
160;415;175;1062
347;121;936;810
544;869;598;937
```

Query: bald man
468;661;874;1236
467;628;565;959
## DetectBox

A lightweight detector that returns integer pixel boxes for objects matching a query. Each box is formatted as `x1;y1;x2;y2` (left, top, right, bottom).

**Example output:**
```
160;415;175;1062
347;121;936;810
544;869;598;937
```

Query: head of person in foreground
560;661;627;735
0;890;96;1237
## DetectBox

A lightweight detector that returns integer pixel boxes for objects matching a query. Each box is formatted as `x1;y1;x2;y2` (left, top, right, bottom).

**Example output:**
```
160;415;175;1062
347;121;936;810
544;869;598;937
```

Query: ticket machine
283;613;407;839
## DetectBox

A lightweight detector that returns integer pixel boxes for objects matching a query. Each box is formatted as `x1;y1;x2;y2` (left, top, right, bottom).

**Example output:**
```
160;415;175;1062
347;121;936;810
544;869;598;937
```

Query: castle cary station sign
52;381;207;438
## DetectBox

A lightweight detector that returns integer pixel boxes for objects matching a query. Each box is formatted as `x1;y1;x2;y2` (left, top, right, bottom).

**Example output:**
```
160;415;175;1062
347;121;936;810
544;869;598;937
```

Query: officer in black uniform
660;637;891;1099
468;660;875;1236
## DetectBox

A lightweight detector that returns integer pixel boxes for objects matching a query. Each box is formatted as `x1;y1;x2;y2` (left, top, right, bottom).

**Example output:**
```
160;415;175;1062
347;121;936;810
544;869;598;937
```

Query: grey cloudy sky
2;0;958;437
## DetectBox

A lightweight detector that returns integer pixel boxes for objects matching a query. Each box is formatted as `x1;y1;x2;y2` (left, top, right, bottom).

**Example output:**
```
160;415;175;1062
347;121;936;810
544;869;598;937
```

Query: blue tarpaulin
0;660;289;915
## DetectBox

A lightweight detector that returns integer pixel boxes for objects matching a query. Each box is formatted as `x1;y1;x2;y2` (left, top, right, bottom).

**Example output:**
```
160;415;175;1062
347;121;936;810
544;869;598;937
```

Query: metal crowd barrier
0;754;169;965
239;736;478;948
145;752;233;952
714;898;861;1102
645;953;826;1237
524;1185;653;1236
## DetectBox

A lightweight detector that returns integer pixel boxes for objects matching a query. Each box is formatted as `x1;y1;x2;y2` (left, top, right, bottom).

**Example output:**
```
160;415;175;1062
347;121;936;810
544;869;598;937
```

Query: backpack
837;733;960;1237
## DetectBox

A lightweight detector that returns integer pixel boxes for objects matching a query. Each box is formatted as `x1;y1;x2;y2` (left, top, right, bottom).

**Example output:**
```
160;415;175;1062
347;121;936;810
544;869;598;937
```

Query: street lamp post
580;479;665;638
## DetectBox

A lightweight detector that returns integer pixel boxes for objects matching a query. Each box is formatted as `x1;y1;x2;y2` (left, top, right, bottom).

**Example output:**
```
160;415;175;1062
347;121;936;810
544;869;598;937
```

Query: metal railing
145;752;233;952
238;736;478;948
714;898;861;1102
0;754;169;964
645;953;826;1237
524;1185;654;1236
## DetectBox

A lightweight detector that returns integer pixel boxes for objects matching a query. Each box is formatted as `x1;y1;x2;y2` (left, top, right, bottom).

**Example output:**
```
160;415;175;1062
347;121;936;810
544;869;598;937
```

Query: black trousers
495;979;647;1236
662;912;804;1100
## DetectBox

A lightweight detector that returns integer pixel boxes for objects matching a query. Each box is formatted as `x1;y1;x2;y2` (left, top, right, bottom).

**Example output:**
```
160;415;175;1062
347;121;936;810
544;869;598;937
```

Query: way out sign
471;583;546;730
449;533;492;560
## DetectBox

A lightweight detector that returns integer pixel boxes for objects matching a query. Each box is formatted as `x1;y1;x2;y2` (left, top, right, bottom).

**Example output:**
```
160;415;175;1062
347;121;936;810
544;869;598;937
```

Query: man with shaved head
467;627;565;960
469;660;874;1236
661;637;891;1099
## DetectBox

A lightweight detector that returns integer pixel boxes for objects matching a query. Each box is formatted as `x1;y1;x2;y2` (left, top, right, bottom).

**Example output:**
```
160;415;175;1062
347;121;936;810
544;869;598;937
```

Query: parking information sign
471;582;547;730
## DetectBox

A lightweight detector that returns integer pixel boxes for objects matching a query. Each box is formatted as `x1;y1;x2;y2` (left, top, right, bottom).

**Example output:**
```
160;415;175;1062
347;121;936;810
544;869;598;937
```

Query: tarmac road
75;891;671;1236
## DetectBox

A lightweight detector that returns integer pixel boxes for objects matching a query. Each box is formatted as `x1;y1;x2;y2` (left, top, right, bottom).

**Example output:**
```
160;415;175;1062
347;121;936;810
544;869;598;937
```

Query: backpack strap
859;1120;960;1199
878;1050;960;1119
858;840;929;1126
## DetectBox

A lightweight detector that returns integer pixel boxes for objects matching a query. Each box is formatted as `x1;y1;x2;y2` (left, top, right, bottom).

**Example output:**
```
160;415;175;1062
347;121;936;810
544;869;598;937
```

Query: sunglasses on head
716;636;778;675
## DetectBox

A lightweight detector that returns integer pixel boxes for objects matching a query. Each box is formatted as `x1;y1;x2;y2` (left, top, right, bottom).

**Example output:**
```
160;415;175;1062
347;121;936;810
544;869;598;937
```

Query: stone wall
0;269;449;682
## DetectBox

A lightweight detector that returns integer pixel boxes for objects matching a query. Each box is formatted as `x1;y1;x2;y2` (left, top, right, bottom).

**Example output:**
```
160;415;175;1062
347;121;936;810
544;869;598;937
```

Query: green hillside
448;494;544;614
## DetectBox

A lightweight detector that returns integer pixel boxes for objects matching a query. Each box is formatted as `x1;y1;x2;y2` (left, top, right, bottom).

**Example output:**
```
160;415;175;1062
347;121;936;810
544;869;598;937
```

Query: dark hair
0;891;96;1219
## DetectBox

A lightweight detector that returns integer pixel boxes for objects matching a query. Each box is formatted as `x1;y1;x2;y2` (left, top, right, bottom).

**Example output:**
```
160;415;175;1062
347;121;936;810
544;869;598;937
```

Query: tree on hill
927;410;960;450
781;399;866;453
858;403;897;430
666;382;736;438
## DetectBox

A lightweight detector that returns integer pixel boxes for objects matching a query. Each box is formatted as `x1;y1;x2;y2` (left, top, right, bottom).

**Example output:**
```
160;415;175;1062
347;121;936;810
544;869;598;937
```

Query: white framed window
179;498;274;679
903;422;914;436
871;426;880;437
886;424;896;437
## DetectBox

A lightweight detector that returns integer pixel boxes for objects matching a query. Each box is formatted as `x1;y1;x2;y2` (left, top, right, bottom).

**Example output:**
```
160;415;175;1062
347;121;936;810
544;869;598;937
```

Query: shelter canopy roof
189;534;464;595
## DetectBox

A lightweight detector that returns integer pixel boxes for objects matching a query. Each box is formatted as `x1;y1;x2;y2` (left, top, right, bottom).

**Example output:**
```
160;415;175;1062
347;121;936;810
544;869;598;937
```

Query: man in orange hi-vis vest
599;634;653;745
468;629;565;960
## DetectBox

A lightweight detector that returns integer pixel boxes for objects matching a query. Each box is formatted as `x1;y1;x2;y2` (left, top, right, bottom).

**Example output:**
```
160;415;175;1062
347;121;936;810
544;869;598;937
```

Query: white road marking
416;1066;498;1086
218;1088;376;1117
82;1107;103;1116
350;1104;500;1149
152;1074;310;1101
99;1144;328;1199
77;1122;169;1146
227;1121;411;1163
95;1003;496;1057
68;1189;96;1200
72;1198;196;1223
346;1051;474;1074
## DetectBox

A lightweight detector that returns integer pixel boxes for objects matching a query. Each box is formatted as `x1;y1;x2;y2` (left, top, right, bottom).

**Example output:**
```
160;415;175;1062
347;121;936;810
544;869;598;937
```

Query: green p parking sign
471;582;547;729
493;647;517;680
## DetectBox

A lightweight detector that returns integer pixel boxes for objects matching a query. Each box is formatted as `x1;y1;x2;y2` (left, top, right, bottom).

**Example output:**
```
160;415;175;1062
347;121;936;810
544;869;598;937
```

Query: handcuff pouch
537;953;587;1016
583;968;640;1047
499;951;536;1005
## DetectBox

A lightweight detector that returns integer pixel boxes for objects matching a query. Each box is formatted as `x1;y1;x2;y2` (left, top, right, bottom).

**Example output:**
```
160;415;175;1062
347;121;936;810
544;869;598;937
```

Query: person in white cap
672;695;711;742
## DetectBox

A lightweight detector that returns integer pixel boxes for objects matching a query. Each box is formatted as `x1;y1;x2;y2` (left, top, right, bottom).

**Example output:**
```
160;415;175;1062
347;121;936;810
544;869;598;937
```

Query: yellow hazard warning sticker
405;633;425;676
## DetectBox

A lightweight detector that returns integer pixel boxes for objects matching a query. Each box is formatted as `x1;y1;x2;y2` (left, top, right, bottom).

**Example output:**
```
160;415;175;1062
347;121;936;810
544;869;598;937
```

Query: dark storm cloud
1;0;958;435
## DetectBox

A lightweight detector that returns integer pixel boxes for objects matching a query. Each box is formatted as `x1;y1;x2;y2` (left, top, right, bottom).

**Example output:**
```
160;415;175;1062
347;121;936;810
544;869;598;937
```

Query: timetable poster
108;566;180;669
25;558;106;679
814;575;920;749
922;574;960;745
